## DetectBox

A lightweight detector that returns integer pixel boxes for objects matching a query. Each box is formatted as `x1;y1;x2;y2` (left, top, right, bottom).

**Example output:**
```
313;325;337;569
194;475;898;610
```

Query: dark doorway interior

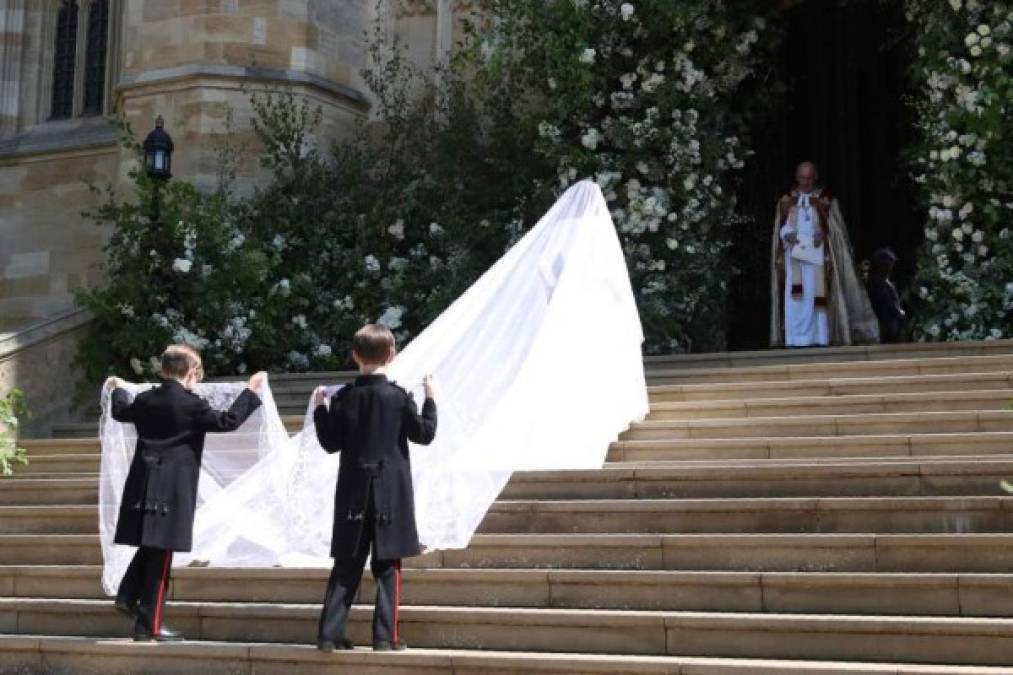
727;0;923;350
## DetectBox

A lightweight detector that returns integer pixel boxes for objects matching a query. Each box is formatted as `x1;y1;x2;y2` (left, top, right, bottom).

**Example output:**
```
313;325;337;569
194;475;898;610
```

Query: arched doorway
728;0;923;350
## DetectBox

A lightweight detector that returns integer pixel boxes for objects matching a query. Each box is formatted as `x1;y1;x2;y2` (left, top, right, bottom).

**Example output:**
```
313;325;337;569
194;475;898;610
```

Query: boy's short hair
161;344;204;381
352;324;396;365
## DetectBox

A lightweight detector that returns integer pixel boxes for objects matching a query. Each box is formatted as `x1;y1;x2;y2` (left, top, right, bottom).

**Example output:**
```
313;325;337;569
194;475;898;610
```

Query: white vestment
780;193;829;346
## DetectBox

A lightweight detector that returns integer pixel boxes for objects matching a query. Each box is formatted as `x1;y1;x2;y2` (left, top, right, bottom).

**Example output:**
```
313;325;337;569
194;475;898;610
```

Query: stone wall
0;309;94;437
0;0;377;331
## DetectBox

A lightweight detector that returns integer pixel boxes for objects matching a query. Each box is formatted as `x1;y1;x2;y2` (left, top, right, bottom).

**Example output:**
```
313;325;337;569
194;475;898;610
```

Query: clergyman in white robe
769;165;879;347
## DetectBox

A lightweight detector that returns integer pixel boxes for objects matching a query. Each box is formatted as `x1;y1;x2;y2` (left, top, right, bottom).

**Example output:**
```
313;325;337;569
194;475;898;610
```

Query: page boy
106;344;266;641
867;247;907;343
313;324;437;652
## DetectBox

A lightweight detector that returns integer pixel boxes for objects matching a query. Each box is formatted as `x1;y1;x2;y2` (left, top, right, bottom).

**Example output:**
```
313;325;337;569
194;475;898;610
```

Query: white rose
581;128;601;150
978;24;991;36
314;344;332;358
377;306;405;330
948;0;961;9
579;48;596;64
965;32;980;46
620;3;635;21
970;45;983;57
130;358;143;375
962;222;974;234
952;228;964;241
364;255;381;272
388;219;405;240
429;222;444;236
978;245;989;257
172;258;193;274
972;230;984;243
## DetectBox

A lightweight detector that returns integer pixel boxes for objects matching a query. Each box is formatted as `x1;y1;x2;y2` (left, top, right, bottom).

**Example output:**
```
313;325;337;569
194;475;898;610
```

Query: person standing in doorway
769;161;880;347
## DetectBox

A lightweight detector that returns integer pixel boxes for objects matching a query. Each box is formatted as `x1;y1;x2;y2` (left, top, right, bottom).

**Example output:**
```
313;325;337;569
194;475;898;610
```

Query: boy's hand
423;374;436;400
104;376;124;391
313;386;327;407
248;371;268;392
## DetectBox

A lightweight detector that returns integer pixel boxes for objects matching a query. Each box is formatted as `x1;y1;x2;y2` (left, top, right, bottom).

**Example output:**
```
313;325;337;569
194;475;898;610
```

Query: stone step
649;370;1013;403
641;338;1013;370
5;599;1013;666
0;477;96;505
6;456;1013;503
247;371;1013;417
648;389;1013;420
5;565;1013;618
623;411;1013;441
20;433;1013;475
12;495;1013;536
7;495;1013;536
507;456;1013;499
20;439;98;456
479;496;1013;535
611;432;1013;462
647;354;1013;386
8;454;99;474
3;533;1013;572
4;636;1011;675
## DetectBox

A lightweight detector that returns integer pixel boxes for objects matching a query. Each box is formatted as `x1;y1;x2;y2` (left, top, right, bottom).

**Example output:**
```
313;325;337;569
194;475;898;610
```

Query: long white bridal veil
98;179;648;593
305;179;649;549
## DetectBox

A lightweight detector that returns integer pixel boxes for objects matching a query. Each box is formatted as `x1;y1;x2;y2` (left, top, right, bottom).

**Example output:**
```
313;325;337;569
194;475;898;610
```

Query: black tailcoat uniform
110;380;261;635
314;373;437;646
867;277;906;344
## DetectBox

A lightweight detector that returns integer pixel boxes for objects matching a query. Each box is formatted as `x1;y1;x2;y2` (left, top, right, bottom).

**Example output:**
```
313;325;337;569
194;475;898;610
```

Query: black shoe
317;638;355;652
114;597;138;618
373;640;407;652
134;625;184;642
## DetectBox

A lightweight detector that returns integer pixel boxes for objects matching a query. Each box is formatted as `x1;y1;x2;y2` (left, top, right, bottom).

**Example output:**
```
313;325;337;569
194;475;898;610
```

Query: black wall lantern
143;115;174;180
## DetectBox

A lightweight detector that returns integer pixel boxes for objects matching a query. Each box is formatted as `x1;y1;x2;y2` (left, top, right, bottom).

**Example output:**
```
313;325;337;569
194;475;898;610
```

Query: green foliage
904;1;1013;341
75;116;267;382
0;389;29;477
466;0;782;352
74;24;548;379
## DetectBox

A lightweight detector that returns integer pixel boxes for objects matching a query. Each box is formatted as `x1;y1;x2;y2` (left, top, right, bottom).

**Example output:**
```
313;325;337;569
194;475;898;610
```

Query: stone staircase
3;341;1013;673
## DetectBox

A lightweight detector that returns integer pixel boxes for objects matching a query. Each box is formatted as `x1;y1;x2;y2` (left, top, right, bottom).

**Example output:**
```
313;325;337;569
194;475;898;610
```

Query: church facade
0;0;466;332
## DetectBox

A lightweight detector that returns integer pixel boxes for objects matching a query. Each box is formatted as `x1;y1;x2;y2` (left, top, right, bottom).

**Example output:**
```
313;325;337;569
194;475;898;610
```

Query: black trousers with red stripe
117;546;173;634
318;513;402;645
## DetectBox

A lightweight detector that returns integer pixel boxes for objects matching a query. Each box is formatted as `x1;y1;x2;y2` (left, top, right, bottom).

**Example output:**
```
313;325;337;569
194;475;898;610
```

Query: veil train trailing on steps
99;180;649;595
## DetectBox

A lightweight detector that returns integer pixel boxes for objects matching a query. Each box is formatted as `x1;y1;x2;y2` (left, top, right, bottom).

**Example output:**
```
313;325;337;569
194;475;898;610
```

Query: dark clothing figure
867;248;906;344
314;373;437;649
111;380;261;638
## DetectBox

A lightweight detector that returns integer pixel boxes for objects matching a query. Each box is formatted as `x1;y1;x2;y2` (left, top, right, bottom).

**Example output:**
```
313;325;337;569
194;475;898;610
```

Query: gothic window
49;0;114;121
50;1;78;120
83;0;109;115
